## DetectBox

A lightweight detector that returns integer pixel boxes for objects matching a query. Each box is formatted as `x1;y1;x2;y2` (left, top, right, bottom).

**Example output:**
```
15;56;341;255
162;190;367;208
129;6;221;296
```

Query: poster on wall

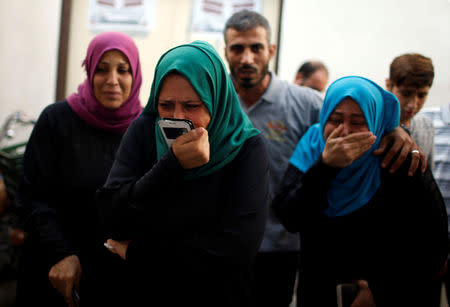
190;0;262;35
87;0;156;34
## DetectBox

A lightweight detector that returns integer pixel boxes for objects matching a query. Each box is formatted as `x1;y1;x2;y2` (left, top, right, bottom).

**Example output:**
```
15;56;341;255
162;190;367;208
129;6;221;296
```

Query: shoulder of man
412;113;434;129
420;106;441;118
269;75;321;103
284;80;323;113
419;107;444;125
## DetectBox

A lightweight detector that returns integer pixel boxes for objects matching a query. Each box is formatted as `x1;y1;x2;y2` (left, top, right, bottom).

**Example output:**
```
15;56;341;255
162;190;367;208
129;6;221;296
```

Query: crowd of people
0;9;448;307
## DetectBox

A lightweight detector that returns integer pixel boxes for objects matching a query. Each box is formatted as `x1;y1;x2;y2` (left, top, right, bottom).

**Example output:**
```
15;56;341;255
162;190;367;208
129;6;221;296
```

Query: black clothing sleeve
385;157;449;276
17;102;76;266
17;101;123;268
272;156;341;233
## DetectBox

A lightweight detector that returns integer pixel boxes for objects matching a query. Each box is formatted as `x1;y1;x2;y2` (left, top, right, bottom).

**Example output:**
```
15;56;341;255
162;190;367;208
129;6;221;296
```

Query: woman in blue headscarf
96;41;269;306
273;76;448;307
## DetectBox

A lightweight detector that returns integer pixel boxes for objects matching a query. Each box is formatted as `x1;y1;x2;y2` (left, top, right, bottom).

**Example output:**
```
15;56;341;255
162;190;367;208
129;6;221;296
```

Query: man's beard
231;64;269;89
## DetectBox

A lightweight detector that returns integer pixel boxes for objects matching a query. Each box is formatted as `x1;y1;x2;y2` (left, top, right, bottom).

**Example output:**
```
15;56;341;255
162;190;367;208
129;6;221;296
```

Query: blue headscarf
290;76;400;217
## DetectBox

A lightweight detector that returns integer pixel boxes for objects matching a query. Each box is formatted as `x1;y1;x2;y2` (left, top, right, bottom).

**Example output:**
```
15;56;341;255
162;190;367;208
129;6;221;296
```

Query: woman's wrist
400;123;411;135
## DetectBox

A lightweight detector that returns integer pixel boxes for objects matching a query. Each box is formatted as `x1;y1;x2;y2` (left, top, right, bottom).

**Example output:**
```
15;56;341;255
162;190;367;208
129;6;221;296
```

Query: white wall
66;0;281;107
2;0;447;130
0;1;62;125
278;0;450;107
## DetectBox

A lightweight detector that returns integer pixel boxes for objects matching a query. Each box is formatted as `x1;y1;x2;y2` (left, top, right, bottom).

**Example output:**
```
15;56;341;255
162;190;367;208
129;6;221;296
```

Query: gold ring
411;149;419;154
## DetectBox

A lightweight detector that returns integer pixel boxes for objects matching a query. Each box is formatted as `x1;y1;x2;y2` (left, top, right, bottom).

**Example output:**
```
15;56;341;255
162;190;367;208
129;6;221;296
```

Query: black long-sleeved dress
97;113;269;307
272;156;448;307
15;101;129;306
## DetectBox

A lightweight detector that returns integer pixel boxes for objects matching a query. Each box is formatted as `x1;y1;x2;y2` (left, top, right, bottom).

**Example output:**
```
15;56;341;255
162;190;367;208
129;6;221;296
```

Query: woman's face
93;50;133;110
157;74;211;129
323;98;369;138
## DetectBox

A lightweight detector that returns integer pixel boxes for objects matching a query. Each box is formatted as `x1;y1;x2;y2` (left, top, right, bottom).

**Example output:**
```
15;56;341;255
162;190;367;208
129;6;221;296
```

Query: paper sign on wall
190;0;262;35
88;0;156;34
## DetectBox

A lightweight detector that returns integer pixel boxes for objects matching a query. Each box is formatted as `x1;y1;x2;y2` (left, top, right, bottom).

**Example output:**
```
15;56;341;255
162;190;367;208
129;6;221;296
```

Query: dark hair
389;53;434;88
223;10;271;44
297;61;328;79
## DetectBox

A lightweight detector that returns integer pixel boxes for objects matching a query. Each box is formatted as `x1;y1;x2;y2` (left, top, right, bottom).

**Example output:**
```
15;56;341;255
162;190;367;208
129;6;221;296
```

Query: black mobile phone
158;118;194;147
336;283;358;307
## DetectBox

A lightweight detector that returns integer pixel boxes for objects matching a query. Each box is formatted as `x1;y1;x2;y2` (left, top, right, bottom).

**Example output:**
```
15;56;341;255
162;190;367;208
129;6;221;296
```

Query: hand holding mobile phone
158;118;194;147
104;242;113;250
167;124;210;169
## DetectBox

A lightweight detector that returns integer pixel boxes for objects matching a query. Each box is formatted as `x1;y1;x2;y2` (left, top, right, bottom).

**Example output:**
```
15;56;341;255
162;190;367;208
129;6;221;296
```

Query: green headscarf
143;40;259;179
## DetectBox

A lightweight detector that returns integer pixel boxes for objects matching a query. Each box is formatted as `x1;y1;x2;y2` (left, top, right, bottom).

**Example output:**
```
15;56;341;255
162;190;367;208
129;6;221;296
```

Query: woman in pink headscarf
15;32;142;307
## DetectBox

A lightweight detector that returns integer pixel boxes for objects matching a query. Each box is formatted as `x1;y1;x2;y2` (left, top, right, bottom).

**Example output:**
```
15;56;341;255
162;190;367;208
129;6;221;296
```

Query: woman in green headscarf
97;41;269;306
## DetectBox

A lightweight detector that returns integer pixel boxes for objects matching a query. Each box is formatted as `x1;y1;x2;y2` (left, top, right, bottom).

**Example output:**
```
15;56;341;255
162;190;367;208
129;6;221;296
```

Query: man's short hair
297;61;328;79
389;53;434;88
223;9;271;44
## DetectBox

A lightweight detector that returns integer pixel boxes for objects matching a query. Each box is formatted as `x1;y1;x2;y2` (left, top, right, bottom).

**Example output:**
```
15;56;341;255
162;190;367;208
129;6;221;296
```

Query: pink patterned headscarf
67;32;142;134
